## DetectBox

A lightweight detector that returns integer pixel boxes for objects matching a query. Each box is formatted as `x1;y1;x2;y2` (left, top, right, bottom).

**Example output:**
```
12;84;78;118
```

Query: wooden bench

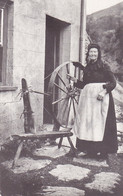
12;129;75;168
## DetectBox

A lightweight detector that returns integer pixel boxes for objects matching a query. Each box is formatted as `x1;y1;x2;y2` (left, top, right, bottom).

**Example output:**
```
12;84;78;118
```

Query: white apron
73;83;109;141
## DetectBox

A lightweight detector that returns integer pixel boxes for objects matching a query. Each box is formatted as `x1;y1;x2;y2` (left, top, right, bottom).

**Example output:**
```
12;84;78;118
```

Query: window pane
0;47;3;82
0;10;1;43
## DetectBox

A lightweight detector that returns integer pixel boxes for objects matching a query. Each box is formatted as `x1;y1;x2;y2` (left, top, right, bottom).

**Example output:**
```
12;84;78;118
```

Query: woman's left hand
97;89;107;101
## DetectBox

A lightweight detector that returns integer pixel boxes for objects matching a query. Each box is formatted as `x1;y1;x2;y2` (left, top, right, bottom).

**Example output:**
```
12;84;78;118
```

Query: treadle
12;129;75;168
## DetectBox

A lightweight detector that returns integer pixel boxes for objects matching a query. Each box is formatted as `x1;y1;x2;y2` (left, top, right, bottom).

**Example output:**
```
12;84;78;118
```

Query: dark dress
74;61;118;154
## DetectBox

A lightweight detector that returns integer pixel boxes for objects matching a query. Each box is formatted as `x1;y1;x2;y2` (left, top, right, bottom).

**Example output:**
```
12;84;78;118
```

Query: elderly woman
69;43;118;158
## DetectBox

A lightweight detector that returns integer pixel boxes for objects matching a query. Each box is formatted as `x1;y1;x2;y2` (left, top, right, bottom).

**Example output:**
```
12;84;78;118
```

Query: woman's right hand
72;61;82;68
67;74;77;83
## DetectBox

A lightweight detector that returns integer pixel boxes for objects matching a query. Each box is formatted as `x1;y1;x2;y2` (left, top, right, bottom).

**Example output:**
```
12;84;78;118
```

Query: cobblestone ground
0;133;123;196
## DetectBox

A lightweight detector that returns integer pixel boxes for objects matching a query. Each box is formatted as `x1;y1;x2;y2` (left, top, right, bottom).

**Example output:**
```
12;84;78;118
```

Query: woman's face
88;48;98;61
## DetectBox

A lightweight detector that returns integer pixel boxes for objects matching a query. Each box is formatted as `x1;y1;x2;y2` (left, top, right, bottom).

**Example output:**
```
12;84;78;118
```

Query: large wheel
47;61;82;130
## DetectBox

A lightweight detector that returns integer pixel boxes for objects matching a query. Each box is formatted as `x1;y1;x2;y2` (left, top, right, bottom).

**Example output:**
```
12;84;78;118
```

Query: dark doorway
43;15;70;124
43;16;60;124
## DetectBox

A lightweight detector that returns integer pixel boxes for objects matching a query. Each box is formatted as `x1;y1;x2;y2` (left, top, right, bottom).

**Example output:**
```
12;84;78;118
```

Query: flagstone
33;146;70;158
49;164;90;181
85;172;121;194
2;157;51;174
41;186;85;196
73;157;109;167
117;144;123;154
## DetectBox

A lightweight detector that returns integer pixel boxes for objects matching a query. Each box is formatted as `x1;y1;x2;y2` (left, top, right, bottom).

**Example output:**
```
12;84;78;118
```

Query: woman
69;43;118;158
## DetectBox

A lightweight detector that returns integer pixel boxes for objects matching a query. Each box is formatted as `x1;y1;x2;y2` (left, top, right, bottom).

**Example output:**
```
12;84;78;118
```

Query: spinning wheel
47;61;82;130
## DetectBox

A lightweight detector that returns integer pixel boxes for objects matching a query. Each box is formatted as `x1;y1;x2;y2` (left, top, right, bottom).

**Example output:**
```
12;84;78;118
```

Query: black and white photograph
0;0;123;195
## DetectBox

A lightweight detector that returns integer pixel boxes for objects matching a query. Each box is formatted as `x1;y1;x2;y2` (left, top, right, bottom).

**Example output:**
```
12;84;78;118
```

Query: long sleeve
72;61;85;70
103;65;116;93
72;61;85;89
74;79;85;89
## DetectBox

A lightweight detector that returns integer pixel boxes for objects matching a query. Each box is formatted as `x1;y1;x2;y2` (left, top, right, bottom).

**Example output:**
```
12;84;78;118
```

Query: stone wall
0;0;82;144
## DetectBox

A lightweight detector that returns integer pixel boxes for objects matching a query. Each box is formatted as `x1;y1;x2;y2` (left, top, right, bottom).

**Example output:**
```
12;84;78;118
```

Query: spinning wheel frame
47;61;82;130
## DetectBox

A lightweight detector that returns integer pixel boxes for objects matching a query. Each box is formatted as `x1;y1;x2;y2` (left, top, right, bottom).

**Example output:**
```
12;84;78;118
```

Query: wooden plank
67;136;76;154
12;131;73;140
12;141;23;168
58;136;63;148
12;129;74;167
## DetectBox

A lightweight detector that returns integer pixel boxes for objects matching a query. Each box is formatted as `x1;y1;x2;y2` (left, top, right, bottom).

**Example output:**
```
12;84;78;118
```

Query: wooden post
12;141;23;168
22;78;35;133
79;0;86;65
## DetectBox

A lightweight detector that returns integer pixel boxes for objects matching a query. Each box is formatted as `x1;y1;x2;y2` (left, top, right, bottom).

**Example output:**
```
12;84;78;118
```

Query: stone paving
1;144;122;195
41;186;85;196
49;164;90;181
2;157;51;174
73;156;109;167
1;123;123;195
33;145;70;158
85;172;121;194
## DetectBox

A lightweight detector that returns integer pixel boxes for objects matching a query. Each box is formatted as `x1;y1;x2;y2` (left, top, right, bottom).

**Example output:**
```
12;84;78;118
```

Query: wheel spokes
72;98;77;117
54;82;68;94
52;96;67;105
73;97;78;105
57;72;69;91
74;67;77;77
66;98;72;127
57;97;69;124
66;63;70;74
47;61;80;128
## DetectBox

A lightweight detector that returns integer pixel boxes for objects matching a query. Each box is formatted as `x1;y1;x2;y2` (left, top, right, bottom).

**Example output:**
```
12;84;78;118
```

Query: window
0;9;3;82
0;9;3;46
0;0;13;86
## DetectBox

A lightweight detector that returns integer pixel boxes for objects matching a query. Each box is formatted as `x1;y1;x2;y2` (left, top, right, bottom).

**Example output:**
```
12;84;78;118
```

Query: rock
85;172;121;194
33;146;70;158
2;157;51;174
117;144;123;154
117;123;123;132
40;186;85;196
73;157;109;167
49;164;90;181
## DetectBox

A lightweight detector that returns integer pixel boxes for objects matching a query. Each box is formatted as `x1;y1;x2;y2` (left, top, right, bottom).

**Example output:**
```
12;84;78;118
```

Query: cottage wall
0;0;82;144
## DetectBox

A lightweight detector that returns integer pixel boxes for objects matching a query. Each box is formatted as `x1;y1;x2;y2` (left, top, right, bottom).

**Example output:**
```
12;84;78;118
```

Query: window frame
0;0;17;91
0;6;8;85
0;8;3;46
0;2;12;86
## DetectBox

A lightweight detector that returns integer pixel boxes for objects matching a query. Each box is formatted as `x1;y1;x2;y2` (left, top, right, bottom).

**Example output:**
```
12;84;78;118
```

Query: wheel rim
47;61;82;128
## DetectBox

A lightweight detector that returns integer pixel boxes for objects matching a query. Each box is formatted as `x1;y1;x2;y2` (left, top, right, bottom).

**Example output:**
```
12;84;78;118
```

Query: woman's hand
97;89;107;101
67;74;77;83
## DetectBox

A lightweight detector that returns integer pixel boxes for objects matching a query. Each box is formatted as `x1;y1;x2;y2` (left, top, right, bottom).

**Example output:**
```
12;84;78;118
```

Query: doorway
43;15;70;124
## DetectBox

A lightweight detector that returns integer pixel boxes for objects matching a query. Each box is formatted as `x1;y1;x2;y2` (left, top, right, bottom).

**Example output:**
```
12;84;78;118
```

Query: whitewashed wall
0;0;82;144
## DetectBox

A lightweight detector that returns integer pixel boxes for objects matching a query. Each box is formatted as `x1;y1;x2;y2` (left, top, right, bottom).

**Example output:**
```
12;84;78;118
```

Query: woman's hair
86;43;104;69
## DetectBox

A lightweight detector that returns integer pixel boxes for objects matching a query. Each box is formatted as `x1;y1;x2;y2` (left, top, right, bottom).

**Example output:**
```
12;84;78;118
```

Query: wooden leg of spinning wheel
12;141;23;168
58;136;63;148
67;136;76;155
